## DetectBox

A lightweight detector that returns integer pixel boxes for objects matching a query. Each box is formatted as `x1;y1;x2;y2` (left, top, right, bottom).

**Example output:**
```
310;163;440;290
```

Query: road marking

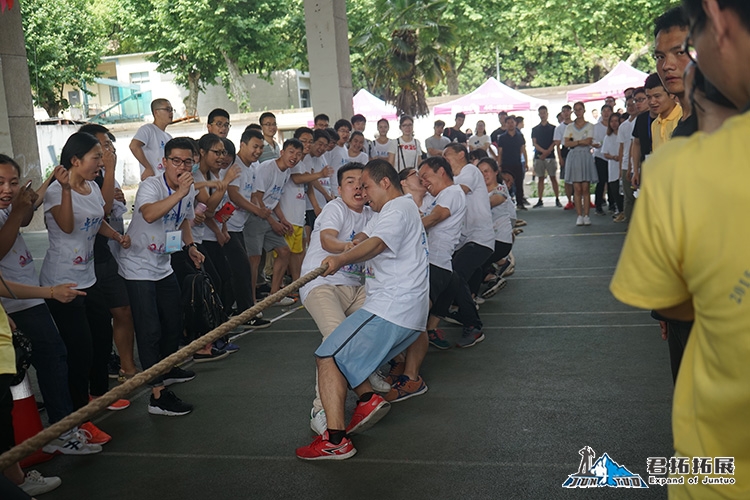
520;232;626;239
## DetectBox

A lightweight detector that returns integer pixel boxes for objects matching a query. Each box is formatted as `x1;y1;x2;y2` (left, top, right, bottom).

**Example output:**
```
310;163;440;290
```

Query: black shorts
429;264;452;306
305;209;317;230
93;257;130;309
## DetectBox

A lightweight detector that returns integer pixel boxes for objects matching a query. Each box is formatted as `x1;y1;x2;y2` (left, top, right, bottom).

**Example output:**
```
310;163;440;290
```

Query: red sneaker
346;394;390;434
563;201;575;210
295;431;356;461
79;422;111;445
590;201;596;208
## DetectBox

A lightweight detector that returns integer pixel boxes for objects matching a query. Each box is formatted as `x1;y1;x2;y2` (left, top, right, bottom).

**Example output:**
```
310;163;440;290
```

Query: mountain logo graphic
562;447;648;488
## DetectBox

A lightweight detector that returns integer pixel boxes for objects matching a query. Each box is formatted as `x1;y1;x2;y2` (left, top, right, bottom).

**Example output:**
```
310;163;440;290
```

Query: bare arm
319;229;350;254
129;139;157;181
0;280;85;302
228;185;264;218
100;148;116;215
48;166;74;234
291;165;333;185
320;236;387;276
421;205;450;230
306;182;323;215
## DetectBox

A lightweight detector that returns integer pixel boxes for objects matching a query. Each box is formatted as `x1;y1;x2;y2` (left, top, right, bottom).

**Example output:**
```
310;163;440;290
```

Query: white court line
228;305;305;342
484;324;655;330
100;451;572;468
509;275;614;280
517;266;616;272
478;311;647;316
520;232;626;239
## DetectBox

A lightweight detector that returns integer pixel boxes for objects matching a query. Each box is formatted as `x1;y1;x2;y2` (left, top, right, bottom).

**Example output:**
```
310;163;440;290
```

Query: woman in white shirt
369;118;393;161
388;115;423;172
563;102;598;226
468;120;491;153
41;132;130;419
346;131;370;165
602;113;623;216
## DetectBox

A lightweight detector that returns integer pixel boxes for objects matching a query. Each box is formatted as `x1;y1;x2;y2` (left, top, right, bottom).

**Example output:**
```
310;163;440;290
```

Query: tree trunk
183;71;200;118
446;68;459;96
626;43;653;66
220;50;252;113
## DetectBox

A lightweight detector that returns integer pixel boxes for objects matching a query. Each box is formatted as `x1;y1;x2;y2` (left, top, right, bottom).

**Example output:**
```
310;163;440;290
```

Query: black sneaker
107;352;121;379
533;200;543;208
516;204;528;211
148;388;193;416
555;198;563;208
163;367;196;386
246;316;271;329
456;327;485;348
442;310;463;326
192;348;230;363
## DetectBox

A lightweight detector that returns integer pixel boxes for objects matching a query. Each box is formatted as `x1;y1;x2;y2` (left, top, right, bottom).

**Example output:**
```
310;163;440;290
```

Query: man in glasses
130;98;174;181
612;1;750;497
206;108;231;139
258;112;281;163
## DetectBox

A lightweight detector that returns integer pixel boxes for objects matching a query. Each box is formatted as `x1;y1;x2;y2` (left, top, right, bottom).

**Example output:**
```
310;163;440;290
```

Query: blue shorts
315;308;421;388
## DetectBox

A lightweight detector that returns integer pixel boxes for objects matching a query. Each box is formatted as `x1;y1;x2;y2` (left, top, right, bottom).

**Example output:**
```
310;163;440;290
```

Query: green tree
21;0;105;117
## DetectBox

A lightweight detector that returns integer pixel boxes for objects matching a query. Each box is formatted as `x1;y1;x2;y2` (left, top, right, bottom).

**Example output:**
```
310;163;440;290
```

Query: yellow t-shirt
651;103;683;151
0;305;15;376
611;111;750;499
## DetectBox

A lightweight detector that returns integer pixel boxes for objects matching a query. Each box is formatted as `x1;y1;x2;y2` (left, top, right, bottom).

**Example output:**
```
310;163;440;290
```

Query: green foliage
21;0;106;117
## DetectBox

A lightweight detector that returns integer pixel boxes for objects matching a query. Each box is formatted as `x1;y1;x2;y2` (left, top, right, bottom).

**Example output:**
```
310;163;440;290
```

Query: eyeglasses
211;121;231;130
261;122;277;127
209;149;229;157
167;157;194;167
156;107;174;113
634;97;648;104
684;24;698;63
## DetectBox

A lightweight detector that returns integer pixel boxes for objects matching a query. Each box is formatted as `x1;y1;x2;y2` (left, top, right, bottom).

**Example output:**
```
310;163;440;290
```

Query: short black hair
333;119;352;131
282;138;304;151
314;113;330;124
644;72;665;90
364;159;401;192
0;154;21;175
351;114;366;125
198;133;223;152
241;128;263;144
208;108;230;124
294;126;314;139
434;120;445;128
538;105;548;112
164;137;196;158
325;128;339;143
245;123;262;131
78;123;111;139
456;112;466;119
633;86;647;96
683;0;750;33
654;6;689;38
350;131;364;142
468;149;488;162
313;129;330;143
444;143;468;160
601;104;613;112
561;104;572;111
259;112;276;125
337;162;365;185
222;137;236;164
377;118;389;126
419;156;453;180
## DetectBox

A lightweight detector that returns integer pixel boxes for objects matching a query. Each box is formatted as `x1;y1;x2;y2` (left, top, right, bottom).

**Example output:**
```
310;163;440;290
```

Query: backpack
182;270;228;341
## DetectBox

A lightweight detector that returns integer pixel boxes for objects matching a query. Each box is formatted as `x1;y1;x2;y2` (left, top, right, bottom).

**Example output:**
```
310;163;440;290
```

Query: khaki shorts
533;158;558;178
283;225;305;254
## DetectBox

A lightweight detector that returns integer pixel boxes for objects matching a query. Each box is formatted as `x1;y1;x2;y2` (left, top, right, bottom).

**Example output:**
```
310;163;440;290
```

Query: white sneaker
19;470;62;496
368;371;391;393
310;408;327;435
42;429;102;455
273;296;296;307
474;296;486;305
576;216;584;226
583;216;591;226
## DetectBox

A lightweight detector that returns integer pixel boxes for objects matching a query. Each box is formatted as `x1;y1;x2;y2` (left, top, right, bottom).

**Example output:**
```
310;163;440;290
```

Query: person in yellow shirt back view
646;79;683;151
611;0;750;498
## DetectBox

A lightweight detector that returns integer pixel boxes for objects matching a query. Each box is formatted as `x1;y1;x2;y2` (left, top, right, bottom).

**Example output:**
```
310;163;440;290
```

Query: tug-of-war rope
0;265;328;470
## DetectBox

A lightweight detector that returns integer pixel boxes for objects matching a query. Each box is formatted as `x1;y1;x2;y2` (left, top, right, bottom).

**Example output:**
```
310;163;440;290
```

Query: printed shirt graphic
299;198;374;303
454;163;495;250
278;159;309;227
0;209;44;313
227;158;257;232
40;181;105;289
303;154;330;211
361;194;429;331
133;123;172;176
387;138;422;171
253;159;291;211
420;184;466;271
611;111;750;499
118;175;195;281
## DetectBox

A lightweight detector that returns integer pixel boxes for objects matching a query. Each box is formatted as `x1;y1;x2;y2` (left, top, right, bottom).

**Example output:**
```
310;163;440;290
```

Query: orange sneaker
90;395;131;411
79;422;112;445
383;360;405;385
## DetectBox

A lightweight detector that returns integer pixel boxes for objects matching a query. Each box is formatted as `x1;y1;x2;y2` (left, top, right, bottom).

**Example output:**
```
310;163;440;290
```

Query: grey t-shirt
425;135;450;157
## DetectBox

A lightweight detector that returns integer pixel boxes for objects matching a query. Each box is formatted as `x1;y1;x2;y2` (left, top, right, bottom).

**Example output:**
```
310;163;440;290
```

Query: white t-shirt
388;138;423;171
107;179;128;257
453;164;495;250
190;170;208;244
593;119;607;160
370;138;393;159
602;133;621;182
489;183;513;244
0;209;44;313
299;198;374;302
40;181;105;289
468;134;491;151
618;118;636;171
303;154;331;211
278;160;308;227
253;159;291;211
118;174;196;281
420;185;466;271
361;194;429;331
553;122;571;145
200;169;231;243
227;158;257;233
132;124;172;177
564;122;595;147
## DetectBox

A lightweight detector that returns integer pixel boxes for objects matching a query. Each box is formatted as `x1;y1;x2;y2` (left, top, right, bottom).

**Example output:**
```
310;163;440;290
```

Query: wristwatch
183;242;197;251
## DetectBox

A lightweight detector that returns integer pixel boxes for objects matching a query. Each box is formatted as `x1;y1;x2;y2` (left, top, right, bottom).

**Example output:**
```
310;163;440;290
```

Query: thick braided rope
0;264;327;470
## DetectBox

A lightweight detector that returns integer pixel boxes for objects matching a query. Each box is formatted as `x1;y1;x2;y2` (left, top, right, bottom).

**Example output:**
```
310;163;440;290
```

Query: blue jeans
125;274;183;387
9;304;75;424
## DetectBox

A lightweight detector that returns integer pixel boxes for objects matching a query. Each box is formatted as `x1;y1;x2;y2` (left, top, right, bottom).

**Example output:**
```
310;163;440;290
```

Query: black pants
667;321;693;384
468;241;512;295
594;157;608;210
201;240;236;315
505;164;525;206
607;180;623;212
46;293;94;411
0;373;32;500
84;290;114;397
224;233;255;311
433;243;492;329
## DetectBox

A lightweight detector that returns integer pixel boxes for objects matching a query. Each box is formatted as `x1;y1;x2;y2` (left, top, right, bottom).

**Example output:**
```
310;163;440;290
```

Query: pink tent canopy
567;62;649;102
433;77;545;115
307;89;398;126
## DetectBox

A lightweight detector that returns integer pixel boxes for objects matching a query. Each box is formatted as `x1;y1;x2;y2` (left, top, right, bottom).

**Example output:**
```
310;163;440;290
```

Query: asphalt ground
17;196;674;499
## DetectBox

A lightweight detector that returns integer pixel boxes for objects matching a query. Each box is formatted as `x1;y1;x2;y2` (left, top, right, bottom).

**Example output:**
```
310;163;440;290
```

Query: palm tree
353;0;454;117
